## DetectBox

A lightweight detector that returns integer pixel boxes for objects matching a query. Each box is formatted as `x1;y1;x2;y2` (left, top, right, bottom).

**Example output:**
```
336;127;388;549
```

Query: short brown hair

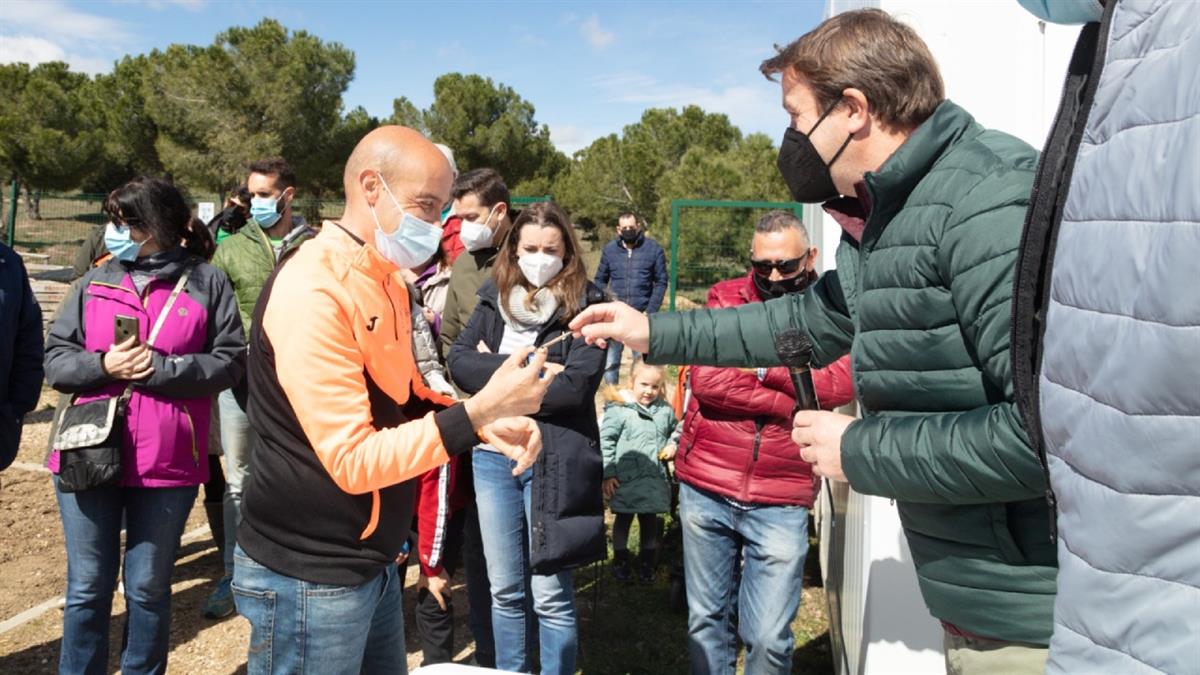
247;157;296;191
761;9;944;132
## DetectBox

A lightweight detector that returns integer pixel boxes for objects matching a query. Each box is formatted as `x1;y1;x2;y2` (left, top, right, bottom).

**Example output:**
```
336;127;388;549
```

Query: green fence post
5;180;17;248
669;201;680;312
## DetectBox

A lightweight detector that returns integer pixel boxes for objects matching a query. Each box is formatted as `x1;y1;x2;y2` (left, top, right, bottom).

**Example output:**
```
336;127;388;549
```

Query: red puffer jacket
675;272;854;507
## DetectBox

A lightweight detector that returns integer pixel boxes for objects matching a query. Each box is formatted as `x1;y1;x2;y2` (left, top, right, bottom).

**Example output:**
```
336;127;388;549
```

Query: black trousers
613;512;661;554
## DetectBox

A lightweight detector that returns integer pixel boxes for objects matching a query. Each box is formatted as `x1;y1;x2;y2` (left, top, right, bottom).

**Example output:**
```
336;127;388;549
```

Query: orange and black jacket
237;223;478;586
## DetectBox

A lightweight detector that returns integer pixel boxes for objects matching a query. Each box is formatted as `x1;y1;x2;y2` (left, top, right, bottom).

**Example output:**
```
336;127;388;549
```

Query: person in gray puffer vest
1012;1;1200;673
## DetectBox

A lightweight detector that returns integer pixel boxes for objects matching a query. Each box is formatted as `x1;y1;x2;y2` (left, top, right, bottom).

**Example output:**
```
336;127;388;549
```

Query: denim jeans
461;501;497;667
55;478;197;675
217;389;251;576
679;482;810;675
231;544;405;675
473;448;576;675
603;340;640;386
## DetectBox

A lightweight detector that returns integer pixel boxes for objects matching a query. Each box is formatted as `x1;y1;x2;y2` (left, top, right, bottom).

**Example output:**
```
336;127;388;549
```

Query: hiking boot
203;575;235;619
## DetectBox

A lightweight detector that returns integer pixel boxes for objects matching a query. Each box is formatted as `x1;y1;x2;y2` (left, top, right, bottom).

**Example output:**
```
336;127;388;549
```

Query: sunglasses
750;254;807;277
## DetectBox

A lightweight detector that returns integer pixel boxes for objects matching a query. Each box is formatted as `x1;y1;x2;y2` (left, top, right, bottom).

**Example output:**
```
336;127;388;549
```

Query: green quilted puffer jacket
211;218;315;334
601;399;676;515
649;101;1056;645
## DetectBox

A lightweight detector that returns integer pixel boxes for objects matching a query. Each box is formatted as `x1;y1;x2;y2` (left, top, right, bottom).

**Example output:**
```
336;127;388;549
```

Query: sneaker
203;576;235;619
611;559;633;583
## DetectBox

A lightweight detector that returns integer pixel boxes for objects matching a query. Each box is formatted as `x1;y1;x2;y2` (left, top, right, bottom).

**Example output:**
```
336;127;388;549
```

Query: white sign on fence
197;202;215;224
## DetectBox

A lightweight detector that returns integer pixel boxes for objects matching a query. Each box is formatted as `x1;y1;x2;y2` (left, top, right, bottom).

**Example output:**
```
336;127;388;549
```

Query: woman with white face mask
446;201;607;675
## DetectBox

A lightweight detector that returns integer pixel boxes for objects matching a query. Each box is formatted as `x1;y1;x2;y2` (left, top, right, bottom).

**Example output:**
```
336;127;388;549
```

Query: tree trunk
23;185;41;220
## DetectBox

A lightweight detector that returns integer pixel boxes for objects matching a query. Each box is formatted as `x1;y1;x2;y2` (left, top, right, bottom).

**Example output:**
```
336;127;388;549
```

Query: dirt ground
0;399;489;674
1;374;832;674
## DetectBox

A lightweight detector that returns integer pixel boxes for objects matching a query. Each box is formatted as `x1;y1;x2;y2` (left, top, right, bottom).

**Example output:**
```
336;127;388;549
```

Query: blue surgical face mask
250;194;283;228
1017;0;1102;24
369;174;443;269
104;222;146;262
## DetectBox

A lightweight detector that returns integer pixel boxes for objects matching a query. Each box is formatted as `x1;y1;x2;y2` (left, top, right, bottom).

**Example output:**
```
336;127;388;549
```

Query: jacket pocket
180;404;200;466
989;503;1027;564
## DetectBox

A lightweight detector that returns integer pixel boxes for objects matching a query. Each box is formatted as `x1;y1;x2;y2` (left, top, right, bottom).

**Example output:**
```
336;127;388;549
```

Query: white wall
809;2;1080;674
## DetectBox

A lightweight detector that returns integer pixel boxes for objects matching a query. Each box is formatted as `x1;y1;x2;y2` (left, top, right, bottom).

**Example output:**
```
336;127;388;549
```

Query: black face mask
753;271;812;300
619;229;641;244
776;99;853;203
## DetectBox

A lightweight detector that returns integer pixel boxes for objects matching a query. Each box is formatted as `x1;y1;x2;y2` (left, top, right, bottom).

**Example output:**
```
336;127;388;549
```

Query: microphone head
773;328;813;369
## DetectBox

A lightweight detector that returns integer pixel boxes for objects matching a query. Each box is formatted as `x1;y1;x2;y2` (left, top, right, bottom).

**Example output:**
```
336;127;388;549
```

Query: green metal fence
667;199;804;311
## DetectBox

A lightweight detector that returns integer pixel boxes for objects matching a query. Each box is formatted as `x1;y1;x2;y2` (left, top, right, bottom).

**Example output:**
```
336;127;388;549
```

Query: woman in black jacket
448;201;605;675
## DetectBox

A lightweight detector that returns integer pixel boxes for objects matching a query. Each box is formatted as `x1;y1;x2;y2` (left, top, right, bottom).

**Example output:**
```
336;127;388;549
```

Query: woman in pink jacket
44;176;244;675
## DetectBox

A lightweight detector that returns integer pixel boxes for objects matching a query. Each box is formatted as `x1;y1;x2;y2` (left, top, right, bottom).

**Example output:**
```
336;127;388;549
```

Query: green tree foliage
390;74;567;195
144;19;356;197
654;132;792;294
0;62;103;216
82;55;164;193
551;105;790;280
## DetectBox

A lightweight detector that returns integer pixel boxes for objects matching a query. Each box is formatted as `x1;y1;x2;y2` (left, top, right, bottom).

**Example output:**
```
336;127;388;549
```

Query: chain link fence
0;183;345;270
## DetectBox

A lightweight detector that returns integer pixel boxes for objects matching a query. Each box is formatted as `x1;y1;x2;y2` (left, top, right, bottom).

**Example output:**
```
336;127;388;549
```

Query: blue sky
1;0;825;154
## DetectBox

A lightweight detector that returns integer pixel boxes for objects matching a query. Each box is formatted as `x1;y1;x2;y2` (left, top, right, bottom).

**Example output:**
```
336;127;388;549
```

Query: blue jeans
679;482;811;675
231;544;405;675
55;478;197;675
217;389;251;576
473;448;576;675
603;340;640;385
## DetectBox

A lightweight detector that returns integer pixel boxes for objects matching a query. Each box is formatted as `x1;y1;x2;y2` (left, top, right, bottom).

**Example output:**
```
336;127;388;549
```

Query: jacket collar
115;246;192;281
850;100;976;246
618;233;645;250
321;220;399;283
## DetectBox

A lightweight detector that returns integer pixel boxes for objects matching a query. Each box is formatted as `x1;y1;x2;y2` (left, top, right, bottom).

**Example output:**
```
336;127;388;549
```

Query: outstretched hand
568;302;650;354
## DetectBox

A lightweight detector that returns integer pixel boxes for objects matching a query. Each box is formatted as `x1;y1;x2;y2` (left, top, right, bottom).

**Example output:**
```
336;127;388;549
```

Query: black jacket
447;280;606;574
0;244;43;469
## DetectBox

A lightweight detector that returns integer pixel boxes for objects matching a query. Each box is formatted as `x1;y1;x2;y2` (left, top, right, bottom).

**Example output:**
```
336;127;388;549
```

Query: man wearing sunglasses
672;210;853;673
573;10;1058;673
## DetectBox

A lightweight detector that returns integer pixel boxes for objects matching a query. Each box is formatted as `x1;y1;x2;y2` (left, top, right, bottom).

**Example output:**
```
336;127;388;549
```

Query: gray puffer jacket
1012;1;1200;673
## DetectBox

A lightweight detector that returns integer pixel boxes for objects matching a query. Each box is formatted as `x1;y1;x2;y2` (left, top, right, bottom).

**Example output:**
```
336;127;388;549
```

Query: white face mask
369;174;443;269
459;205;498;252
518;252;564;288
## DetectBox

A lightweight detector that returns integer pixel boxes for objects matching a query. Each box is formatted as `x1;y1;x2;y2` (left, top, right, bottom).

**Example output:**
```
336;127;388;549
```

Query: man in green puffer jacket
204;157;315;619
571;10;1054;674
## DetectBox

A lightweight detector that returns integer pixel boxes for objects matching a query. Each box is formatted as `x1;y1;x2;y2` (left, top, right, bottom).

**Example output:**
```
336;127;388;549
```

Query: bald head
340;125;454;239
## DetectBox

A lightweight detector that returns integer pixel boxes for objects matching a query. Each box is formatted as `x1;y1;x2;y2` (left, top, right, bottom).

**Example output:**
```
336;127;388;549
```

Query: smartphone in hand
114;314;140;345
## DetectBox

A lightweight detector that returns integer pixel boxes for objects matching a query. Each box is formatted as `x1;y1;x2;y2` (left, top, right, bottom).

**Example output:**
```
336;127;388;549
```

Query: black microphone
774;328;819;413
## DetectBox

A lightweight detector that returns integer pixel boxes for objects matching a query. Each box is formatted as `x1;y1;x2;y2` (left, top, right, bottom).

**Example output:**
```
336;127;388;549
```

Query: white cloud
128;0;209;11
0;34;114;74
0;1;131;74
592;72;786;138
549;124;596;156
579;15;614;49
4;1;133;42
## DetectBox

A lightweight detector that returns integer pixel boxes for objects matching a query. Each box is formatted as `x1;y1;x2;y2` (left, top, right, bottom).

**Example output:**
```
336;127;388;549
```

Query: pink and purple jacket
44;249;245;487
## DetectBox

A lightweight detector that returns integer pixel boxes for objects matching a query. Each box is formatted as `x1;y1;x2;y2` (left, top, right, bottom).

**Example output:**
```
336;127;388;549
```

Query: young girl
601;359;678;583
447;201;606;675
